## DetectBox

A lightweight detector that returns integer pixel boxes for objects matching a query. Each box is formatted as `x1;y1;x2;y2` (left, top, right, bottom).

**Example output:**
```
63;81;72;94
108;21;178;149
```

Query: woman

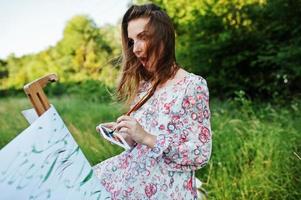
93;3;212;199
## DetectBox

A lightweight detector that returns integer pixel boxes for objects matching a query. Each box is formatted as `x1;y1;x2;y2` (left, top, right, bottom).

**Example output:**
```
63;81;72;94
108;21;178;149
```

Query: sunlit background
0;0;129;59
0;0;300;199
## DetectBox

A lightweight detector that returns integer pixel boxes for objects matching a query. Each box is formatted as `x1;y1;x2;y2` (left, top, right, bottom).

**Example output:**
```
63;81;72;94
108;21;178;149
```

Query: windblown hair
117;3;179;104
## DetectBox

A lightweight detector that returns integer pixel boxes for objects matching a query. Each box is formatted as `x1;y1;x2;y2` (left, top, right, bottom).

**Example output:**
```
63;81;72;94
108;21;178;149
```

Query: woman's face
127;17;150;70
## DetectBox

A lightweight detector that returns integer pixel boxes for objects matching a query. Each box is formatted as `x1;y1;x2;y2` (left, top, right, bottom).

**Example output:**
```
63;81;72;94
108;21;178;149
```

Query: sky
0;0;130;59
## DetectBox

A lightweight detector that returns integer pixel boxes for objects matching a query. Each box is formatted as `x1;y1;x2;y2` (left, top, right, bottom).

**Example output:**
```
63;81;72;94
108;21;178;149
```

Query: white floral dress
93;72;212;200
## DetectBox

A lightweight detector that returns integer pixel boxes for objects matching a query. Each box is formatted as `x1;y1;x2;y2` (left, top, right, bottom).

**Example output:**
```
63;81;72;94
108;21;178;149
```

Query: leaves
1;15;120;89
1;0;301;100
152;0;301;100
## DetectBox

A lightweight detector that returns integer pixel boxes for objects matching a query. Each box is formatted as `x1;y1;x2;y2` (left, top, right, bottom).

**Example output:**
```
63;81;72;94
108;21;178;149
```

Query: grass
0;95;125;164
0;95;300;199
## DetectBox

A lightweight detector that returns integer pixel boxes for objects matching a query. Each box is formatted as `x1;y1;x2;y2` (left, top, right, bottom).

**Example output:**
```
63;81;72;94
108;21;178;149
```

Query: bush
66;80;114;103
0;80;114;103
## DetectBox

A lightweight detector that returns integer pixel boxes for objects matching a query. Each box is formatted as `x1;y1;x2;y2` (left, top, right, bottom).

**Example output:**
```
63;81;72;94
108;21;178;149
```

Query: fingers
115;115;137;131
96;122;116;132
98;116;138;134
119;127;129;134
118;132;135;147
119;131;130;140
101;122;117;129
116;115;133;123
115;121;131;131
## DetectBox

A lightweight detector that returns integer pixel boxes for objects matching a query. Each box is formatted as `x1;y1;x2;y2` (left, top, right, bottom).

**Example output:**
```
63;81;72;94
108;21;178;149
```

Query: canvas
0;105;110;199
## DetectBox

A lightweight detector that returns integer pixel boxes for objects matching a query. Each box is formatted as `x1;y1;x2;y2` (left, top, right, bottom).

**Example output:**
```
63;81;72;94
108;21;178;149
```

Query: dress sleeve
147;77;212;172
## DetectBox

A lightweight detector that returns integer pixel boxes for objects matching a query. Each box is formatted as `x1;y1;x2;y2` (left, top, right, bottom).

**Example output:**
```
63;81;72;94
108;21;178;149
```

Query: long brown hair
117;3;179;104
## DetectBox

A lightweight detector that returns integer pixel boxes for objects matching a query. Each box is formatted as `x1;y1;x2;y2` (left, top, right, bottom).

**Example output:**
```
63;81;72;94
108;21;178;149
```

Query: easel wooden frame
23;73;58;116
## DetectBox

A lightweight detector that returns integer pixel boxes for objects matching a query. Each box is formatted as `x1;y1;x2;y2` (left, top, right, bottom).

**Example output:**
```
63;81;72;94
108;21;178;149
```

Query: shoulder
181;73;210;104
186;73;209;92
188;73;207;84
175;68;208;90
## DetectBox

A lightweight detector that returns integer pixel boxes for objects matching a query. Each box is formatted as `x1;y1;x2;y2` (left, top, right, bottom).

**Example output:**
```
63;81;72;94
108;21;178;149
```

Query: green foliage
233;90;253;115
0;15;121;90
199;98;301;199
0;97;125;164
0;88;24;98
1;80;114;105
0;59;8;79
1;0;301;101
150;0;301;100
65;80;114;103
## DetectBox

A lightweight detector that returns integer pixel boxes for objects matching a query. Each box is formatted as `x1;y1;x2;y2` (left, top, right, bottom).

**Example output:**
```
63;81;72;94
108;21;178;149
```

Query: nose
133;41;142;55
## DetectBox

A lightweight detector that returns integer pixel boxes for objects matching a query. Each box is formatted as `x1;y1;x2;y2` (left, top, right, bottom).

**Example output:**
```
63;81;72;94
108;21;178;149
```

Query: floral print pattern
93;73;212;199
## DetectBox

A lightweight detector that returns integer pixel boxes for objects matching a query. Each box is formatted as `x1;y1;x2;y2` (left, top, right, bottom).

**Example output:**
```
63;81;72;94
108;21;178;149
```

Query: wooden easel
23;73;58;116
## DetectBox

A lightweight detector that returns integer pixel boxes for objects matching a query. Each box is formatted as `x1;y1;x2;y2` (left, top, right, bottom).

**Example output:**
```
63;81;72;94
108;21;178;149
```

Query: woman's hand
96;122;116;132
97;122;136;147
118;132;136;147
115;115;156;148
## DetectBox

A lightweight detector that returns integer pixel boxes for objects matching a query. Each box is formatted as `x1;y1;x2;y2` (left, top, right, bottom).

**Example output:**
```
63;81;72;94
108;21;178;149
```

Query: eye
128;39;134;47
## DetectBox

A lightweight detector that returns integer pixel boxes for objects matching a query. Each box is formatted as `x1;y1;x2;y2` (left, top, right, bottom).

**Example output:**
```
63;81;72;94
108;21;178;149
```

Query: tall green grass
0;95;125;164
199;96;301;199
0;95;300;199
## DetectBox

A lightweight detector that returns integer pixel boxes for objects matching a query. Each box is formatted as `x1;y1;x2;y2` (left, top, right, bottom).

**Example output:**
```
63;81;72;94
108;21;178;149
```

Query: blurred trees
1;0;301;100
150;0;301;99
0;15;120;90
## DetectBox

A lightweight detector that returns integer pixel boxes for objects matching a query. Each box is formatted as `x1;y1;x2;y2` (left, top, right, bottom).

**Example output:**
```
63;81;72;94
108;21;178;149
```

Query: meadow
0;95;300;199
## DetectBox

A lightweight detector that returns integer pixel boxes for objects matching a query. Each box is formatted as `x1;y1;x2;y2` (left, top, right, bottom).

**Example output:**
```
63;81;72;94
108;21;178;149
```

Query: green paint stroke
79;169;93;187
65;146;80;161
42;156;58;184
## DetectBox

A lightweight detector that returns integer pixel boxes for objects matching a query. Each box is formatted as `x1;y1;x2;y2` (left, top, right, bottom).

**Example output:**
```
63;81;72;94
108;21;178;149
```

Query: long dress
93;72;212;200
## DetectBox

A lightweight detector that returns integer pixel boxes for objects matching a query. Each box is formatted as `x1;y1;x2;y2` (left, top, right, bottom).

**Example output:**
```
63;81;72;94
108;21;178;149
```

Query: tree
1;15;121;89
150;0;301;99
